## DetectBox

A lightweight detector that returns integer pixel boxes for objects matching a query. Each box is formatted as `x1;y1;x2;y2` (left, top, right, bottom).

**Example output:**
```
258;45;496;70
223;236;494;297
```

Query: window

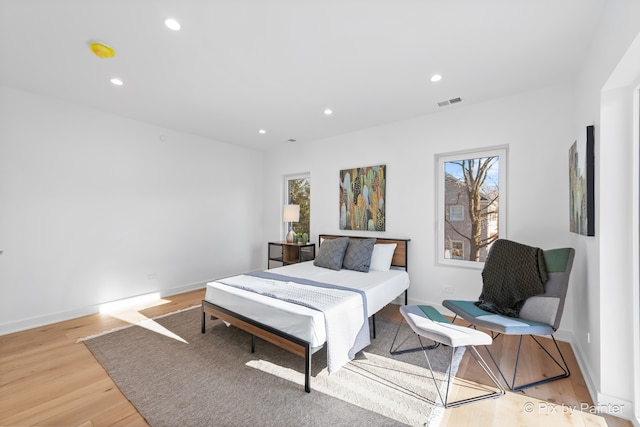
449;205;464;221
436;146;507;267
285;174;310;236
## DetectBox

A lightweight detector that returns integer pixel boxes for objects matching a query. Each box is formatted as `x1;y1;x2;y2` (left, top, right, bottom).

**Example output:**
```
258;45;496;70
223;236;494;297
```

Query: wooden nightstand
268;241;316;269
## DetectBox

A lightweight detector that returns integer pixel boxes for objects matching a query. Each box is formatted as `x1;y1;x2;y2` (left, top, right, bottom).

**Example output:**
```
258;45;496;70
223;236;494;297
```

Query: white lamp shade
283;204;300;222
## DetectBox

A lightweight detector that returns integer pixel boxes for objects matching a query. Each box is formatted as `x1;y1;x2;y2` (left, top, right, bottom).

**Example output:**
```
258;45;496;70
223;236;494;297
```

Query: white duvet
217;273;369;373
205;261;410;373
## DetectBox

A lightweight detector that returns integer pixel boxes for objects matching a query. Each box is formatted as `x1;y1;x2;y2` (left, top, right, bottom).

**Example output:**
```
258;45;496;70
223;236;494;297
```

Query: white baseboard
0;305;101;336
592;392;635;421
570;334;636;422
0;281;207;336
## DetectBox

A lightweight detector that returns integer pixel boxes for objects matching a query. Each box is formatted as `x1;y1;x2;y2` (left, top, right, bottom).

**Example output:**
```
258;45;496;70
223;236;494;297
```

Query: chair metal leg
484;333;570;392
416;338;504;408
442;346;505;408
371;314;376;339
389;317;439;355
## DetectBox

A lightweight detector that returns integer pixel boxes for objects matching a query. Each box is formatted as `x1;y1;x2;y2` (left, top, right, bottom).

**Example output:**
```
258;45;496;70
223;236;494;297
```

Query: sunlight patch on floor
105;311;188;343
99;293;188;343
246;359;306;386
245;352;446;426
246;351;443;396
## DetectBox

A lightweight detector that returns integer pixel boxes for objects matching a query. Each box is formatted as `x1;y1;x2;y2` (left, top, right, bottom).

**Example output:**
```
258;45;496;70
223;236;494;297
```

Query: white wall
264;83;576;333
571;0;640;421
0;86;264;334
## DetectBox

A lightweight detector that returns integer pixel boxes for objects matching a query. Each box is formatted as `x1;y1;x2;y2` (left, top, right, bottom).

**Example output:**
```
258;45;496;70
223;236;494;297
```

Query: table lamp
283;204;300;242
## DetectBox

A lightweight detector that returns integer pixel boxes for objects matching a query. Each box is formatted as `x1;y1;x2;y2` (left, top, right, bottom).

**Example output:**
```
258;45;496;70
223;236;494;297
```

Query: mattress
204;261;410;348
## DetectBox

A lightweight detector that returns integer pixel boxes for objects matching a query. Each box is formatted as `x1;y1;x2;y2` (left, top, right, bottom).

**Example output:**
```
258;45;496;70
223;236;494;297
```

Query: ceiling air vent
437;97;463;107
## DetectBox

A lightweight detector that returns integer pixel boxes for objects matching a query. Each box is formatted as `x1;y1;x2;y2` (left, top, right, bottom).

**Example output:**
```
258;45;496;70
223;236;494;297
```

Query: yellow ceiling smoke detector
89;42;115;58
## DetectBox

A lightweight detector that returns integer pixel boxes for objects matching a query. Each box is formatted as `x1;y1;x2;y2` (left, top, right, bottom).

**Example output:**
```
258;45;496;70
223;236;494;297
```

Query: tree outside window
437;147;507;266
286;175;310;236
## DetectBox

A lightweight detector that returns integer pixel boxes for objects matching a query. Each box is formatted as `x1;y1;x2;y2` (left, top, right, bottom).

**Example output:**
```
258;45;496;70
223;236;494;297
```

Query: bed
201;234;410;392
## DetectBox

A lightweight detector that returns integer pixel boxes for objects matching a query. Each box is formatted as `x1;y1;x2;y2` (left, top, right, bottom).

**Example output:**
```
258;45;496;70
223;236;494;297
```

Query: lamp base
286;229;295;243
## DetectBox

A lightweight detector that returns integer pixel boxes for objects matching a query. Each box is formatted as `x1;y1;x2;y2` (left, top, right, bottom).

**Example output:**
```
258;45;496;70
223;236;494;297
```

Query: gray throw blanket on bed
219;271;370;374
475;239;548;318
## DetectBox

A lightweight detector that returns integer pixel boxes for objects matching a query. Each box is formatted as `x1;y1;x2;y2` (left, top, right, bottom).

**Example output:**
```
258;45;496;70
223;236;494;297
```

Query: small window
449;205;464;222
436;146;507;267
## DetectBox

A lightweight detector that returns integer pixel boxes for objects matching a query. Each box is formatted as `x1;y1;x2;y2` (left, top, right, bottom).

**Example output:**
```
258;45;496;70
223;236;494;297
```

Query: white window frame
435;145;508;268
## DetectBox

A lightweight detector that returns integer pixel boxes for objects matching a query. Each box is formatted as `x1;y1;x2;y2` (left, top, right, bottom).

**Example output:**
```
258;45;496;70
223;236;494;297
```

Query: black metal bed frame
201;235;409;393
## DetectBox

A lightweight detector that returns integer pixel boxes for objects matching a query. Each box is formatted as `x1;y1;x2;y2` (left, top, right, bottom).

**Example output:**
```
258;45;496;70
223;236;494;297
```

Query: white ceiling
0;0;606;151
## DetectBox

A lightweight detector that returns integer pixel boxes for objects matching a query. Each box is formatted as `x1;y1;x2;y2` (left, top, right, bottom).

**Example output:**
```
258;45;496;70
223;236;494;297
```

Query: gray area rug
83;306;464;427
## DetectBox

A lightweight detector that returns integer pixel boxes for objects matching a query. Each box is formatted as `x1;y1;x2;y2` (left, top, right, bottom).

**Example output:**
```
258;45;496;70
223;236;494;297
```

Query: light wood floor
0;289;632;427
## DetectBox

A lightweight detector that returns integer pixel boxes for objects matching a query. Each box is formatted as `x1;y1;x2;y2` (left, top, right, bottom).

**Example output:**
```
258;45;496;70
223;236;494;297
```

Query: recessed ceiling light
258;129;266;134
165;18;181;31
430;74;442;82
287;138;297;143
110;77;124;86
324;108;333;115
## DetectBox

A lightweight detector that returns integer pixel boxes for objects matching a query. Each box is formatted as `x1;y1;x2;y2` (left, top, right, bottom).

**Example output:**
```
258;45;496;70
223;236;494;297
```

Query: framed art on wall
569;125;595;236
339;164;386;231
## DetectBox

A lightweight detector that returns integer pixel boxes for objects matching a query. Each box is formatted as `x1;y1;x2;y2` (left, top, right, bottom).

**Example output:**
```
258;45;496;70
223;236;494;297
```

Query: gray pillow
314;237;349;270
343;238;376;272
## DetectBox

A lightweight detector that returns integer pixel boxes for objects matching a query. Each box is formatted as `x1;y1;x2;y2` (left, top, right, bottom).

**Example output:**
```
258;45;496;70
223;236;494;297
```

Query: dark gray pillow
314;237;349;270
342;238;376;272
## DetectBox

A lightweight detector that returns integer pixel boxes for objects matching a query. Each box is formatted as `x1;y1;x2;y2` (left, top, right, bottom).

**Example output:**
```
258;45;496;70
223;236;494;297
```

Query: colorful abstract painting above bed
339;165;386;231
201;234;410;392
